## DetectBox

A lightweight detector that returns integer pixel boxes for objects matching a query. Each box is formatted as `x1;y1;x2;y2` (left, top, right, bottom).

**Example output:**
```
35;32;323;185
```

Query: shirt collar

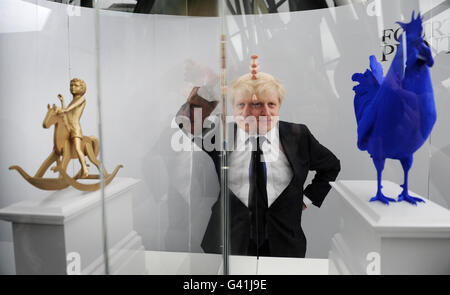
235;122;280;150
264;123;279;145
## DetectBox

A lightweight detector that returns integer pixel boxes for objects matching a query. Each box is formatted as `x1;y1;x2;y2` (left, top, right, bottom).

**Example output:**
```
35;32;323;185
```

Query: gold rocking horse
9;79;122;191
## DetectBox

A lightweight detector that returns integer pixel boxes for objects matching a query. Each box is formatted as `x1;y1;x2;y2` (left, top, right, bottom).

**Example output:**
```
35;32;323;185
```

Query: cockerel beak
416;54;434;67
413;50;433;67
417;43;434;67
417;54;426;61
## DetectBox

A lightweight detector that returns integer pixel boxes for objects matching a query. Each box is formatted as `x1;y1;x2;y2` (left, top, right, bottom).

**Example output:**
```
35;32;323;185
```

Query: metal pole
219;0;230;276
94;0;109;275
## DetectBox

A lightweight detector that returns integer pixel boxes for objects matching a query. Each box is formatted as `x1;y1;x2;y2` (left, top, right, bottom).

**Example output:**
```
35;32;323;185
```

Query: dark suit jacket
177;100;341;258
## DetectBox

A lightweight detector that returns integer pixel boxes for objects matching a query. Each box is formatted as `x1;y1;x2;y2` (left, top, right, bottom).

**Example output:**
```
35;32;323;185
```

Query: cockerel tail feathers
369;55;383;84
352;55;383;150
352;56;383;121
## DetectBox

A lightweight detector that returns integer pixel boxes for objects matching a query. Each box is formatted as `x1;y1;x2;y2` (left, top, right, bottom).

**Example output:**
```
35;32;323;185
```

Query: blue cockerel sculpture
352;12;436;205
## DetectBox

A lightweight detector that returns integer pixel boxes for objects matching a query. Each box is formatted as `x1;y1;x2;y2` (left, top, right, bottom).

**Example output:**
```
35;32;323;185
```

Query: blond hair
229;72;286;105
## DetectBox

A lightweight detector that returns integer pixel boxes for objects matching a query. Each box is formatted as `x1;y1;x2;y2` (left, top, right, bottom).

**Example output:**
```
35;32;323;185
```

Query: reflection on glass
0;0;51;33
1;0;449;276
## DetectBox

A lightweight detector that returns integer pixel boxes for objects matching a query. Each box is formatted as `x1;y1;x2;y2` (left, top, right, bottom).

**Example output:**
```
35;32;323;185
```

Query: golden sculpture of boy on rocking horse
9;78;122;192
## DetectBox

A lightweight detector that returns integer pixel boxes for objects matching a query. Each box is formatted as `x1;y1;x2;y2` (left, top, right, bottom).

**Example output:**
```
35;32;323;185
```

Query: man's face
233;87;281;134
70;81;85;96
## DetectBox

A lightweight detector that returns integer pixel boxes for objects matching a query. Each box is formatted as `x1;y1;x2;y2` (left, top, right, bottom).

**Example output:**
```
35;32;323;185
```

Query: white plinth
144;251;329;275
0;177;145;275
329;180;450;275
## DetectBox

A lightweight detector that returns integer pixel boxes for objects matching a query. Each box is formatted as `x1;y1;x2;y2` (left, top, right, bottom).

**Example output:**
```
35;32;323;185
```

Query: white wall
0;0;449;274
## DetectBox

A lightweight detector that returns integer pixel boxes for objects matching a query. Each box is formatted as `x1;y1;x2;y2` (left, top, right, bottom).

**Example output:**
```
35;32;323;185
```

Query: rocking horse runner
9;78;122;192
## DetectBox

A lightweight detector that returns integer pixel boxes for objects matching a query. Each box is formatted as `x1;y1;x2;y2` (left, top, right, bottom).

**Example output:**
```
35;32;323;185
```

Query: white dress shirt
228;123;296;208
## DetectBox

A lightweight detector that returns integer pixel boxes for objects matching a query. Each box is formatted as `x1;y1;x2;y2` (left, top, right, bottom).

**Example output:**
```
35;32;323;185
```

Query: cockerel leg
397;156;425;205
370;157;396;205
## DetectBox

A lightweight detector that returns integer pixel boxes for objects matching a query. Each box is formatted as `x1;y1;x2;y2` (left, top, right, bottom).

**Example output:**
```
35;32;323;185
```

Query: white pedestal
144;251;329;275
329;180;450;275
0;177;145;275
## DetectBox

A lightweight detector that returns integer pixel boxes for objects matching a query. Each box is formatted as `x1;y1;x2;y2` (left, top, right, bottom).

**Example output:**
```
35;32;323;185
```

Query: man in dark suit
176;65;340;258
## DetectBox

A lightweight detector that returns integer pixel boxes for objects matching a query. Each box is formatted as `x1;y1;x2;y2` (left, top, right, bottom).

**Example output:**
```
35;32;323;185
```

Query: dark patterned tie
248;136;268;248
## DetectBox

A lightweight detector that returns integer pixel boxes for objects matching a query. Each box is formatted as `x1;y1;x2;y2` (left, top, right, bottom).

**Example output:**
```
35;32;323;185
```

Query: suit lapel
278;121;308;178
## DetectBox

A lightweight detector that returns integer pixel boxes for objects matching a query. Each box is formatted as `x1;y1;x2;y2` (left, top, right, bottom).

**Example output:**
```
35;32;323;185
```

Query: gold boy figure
56;78;89;178
9;78;123;191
